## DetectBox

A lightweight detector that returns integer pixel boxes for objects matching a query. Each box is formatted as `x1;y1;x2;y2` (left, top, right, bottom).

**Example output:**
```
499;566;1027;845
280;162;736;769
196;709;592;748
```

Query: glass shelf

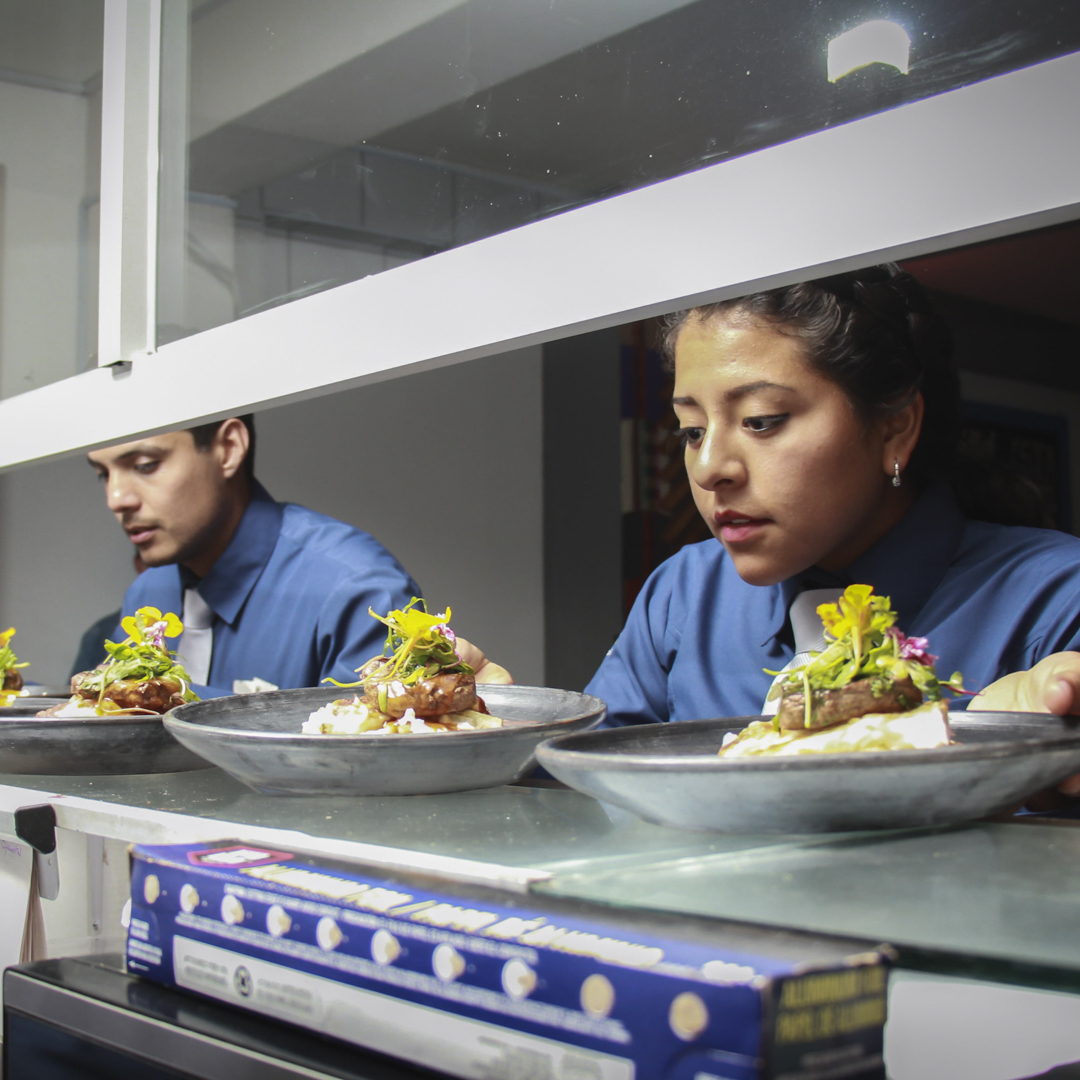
5;768;1080;988
537;817;1080;987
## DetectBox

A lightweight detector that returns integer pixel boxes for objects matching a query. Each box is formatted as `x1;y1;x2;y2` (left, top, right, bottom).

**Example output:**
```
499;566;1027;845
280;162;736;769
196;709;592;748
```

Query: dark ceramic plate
164;685;606;795
536;712;1080;833
0;701;210;775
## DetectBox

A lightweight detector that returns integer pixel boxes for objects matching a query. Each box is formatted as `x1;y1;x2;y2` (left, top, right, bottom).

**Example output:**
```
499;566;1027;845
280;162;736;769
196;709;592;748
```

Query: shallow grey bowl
164;685;606;795
0;701;210;775
20;684;75;699
536;712;1080;833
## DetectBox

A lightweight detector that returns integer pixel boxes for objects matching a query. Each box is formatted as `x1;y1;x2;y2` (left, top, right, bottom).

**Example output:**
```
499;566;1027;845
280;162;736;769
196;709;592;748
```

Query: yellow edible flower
368;604;453;679
817;584;895;668
121;606;184;643
386;606;451;642
0;627;15;648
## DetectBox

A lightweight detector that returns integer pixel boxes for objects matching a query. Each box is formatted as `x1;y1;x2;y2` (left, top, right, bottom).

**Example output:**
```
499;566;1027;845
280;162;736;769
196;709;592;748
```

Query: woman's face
673;312;916;586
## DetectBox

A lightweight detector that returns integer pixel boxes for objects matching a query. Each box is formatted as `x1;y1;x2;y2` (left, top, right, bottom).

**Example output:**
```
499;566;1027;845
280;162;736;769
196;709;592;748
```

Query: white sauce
720;700;952;757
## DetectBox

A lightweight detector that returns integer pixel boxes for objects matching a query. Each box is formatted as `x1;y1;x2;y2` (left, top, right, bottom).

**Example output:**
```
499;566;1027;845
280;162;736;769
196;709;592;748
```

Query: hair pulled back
662;264;960;487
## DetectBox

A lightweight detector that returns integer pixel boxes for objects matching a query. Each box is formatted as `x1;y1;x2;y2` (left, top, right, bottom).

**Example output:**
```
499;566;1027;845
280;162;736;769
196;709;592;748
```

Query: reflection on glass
159;0;1080;344
0;0;103;398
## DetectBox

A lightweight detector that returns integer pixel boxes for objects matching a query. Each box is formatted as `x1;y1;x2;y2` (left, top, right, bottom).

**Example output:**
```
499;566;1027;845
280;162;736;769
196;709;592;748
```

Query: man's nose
104;474;139;514
689;427;745;490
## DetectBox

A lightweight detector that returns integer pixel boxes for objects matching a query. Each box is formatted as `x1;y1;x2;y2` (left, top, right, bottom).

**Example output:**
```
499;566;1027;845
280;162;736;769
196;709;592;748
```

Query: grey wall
0;455;137;685
542;329;623;691
255;345;546;686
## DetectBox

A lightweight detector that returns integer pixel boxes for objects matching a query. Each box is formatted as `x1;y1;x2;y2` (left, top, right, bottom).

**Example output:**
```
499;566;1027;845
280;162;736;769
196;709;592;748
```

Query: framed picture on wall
953;401;1071;532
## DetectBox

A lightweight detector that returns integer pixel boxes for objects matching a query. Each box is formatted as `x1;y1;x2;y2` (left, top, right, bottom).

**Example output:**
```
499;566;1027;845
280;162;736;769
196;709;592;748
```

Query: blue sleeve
585;563;680;726
316;563;422;688
1023;546;1080;661
189;680;233;699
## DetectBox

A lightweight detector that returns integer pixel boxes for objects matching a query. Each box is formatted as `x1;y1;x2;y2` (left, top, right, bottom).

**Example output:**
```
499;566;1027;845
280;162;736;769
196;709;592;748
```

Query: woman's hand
455;637;514;685
970;651;1080;794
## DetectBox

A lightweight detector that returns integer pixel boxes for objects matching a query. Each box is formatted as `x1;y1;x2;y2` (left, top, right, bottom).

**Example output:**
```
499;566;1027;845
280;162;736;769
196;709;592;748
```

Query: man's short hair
188;415;256;481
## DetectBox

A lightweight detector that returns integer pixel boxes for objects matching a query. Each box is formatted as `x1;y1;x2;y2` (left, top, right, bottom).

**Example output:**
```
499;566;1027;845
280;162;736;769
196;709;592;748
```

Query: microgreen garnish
81;606;197;704
765;584;965;727
0;627;28;681
325;598;472;690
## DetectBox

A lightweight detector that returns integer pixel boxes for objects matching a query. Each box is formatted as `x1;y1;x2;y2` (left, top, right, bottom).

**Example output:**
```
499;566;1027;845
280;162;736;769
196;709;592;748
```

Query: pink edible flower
149;621;169;649
888;628;937;666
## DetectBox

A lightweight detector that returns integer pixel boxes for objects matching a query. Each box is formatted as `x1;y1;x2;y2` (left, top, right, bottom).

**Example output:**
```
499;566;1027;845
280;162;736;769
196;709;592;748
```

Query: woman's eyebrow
673;381;795;407
723;380;795;402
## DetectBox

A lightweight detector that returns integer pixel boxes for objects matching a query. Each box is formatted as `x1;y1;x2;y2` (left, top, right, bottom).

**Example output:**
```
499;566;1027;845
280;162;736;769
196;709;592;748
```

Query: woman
583;265;1080;791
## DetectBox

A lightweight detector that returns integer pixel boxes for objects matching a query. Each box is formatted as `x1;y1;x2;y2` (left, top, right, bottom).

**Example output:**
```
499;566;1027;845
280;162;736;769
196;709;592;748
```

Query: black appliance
3;953;444;1079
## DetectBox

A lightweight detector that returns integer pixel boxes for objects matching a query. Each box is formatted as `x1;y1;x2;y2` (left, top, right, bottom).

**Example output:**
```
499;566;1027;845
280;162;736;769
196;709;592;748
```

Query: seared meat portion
3;670;23;692
70;670;186;714
776;676;922;731
359;658;478;718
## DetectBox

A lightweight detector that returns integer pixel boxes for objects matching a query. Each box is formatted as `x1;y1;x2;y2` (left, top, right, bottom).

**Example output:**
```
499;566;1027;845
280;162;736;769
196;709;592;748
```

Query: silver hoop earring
892;460;902;488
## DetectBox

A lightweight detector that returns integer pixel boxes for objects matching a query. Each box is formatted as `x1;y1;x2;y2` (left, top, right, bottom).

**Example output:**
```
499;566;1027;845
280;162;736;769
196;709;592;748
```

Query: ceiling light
827;20;911;83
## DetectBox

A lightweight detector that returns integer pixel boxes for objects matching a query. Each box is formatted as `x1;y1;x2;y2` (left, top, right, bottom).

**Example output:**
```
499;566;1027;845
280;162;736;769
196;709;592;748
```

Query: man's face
88;432;233;570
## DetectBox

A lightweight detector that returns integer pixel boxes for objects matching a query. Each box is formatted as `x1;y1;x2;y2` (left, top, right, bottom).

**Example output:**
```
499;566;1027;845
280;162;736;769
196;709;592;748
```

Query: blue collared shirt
586;485;1080;725
120;482;420;698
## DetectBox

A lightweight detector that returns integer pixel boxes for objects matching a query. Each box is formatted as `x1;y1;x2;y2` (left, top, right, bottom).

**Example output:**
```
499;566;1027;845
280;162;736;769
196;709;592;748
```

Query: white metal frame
1;43;1078;470
97;0;163;371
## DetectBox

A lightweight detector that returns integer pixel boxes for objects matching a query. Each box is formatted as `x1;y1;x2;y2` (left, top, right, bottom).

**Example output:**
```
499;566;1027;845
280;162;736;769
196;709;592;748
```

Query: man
87;416;421;697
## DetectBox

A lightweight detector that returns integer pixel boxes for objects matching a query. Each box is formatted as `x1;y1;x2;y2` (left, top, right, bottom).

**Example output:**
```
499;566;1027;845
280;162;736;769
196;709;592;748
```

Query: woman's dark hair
661;264;960;487
188;414;256;481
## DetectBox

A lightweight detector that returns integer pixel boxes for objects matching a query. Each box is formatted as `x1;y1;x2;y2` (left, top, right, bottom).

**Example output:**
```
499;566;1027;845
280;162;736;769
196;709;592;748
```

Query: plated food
0;627;28;706
720;585;965;757
304;601;502;735
165;685;604;795
536;712;1080;833
39;606;198;718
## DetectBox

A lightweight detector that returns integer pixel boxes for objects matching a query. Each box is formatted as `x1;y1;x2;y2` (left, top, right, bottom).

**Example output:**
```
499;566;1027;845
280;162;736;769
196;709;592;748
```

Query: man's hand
455;637;514;685
970;651;1080;794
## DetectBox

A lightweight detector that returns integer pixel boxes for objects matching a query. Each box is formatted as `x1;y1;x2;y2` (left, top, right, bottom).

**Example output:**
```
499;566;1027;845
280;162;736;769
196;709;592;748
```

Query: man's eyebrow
109;443;166;461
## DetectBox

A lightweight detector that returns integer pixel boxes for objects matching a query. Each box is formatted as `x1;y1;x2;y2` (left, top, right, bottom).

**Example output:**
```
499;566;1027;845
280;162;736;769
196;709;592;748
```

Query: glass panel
536;819;1080;981
0;765;760;877
0;0;103;398
158;0;1080;344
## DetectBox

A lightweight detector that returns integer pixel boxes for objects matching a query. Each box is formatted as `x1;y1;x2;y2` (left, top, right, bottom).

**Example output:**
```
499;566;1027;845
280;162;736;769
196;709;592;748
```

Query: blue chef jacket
120;482;419;698
587;484;1080;725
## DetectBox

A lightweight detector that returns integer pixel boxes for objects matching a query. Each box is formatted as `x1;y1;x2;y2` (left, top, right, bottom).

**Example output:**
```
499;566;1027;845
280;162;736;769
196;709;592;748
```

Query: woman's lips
715;514;770;543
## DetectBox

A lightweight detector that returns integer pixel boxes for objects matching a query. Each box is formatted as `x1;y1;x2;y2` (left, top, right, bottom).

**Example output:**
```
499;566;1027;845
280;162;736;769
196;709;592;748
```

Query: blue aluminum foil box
126;841;890;1080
